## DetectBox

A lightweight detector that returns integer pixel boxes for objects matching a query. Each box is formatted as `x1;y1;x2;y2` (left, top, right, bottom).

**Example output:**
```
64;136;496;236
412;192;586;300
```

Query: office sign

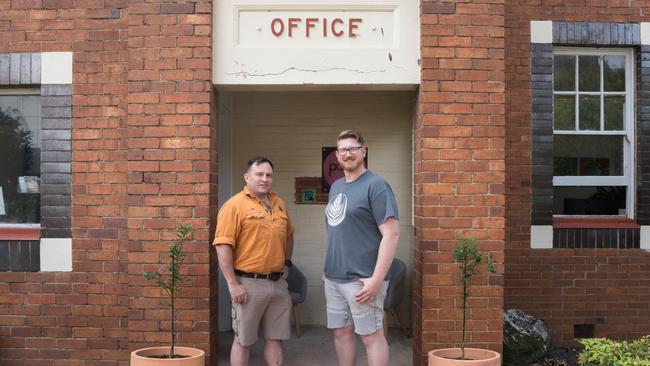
213;1;420;87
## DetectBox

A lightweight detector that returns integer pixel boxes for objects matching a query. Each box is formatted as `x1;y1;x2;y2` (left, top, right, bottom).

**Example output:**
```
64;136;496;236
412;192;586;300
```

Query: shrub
143;224;193;359
453;237;496;360
579;336;650;366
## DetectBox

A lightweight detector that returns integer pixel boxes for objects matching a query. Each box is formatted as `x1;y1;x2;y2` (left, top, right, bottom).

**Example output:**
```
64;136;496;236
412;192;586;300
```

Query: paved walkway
218;325;413;365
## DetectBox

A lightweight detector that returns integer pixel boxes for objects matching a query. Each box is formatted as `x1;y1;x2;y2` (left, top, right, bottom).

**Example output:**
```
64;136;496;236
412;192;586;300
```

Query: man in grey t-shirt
324;130;399;366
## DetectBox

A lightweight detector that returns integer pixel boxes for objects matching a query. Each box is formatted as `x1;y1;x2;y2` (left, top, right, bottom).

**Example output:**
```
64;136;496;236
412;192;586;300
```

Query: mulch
507;347;581;366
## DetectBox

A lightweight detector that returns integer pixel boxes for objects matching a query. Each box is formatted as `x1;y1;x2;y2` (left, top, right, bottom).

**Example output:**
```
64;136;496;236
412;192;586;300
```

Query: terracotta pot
428;348;501;366
131;347;205;366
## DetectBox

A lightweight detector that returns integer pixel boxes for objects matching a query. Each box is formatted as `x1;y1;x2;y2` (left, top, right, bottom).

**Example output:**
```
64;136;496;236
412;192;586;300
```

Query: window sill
0;225;41;240
553;217;639;229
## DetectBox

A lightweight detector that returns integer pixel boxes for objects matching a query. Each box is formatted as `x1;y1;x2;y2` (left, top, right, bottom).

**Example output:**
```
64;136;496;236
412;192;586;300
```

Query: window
0;52;73;271
552;49;634;217
0;92;41;224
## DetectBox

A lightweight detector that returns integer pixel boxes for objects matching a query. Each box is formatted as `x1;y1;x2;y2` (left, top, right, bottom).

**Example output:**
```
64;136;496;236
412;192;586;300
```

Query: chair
383;258;409;342
286;263;308;337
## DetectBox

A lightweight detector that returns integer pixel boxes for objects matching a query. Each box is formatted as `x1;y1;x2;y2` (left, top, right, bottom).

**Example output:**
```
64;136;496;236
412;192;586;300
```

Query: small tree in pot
428;237;502;366
130;224;205;366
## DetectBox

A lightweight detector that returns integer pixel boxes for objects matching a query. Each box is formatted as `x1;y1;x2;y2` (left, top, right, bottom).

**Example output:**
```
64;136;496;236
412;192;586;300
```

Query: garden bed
507;346;581;366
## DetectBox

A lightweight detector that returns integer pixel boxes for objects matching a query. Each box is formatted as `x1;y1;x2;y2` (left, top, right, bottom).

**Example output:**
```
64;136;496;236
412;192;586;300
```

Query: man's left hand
282;265;290;280
355;277;381;304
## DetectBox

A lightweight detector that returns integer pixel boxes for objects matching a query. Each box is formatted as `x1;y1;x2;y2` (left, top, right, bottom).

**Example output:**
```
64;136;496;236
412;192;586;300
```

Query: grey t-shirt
324;170;399;283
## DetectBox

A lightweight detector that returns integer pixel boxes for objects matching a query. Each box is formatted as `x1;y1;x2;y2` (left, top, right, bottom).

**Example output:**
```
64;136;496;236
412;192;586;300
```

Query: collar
243;186;276;201
345;168;369;183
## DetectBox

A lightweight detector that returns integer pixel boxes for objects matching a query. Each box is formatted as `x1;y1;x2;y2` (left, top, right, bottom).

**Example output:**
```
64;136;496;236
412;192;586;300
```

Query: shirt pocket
242;211;270;231
272;210;290;237
274;210;289;225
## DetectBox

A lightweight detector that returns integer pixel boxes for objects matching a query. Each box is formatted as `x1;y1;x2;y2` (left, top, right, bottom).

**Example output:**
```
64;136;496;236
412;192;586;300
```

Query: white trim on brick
531;225;553;248
641;226;650;250
530;21;553;44
40;238;72;272
552;48;635;218
641;23;650;45
41;52;73;85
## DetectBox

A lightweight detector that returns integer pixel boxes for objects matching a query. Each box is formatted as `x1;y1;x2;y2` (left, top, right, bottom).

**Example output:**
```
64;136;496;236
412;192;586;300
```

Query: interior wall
230;90;414;325
217;92;234;331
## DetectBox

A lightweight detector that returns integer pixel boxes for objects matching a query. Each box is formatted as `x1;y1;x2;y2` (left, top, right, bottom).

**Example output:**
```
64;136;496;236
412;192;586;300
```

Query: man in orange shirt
214;156;294;366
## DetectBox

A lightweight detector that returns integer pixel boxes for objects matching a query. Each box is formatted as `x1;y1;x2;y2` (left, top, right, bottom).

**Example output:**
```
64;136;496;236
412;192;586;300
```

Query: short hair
245;156;274;172
337;130;364;145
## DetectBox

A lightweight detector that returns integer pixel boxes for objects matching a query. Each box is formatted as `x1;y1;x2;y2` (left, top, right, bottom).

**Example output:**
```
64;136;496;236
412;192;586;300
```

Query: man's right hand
229;283;248;304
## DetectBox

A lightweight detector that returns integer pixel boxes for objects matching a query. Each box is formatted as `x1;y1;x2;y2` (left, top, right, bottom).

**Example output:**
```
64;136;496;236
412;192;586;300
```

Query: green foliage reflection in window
0;96;41;224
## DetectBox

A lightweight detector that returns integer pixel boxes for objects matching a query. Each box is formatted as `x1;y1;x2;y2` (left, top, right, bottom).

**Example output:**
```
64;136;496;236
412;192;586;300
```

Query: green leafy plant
143;224;193;359
453;237;496;360
579;336;650;366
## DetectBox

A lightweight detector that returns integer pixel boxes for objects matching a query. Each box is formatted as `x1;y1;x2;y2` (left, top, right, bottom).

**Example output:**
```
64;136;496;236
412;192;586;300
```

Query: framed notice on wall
321;147;368;192
300;188;316;203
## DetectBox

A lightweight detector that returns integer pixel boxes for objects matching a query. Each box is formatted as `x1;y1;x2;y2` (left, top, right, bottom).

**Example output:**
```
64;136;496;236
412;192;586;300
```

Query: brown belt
235;270;282;281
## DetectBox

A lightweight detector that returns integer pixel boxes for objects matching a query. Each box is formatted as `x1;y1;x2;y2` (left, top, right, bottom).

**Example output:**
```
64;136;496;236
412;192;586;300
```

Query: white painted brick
41;52;73;85
40;238;72;271
641;23;650;46
530;21;553;44
531;225;553;249
641;226;650;250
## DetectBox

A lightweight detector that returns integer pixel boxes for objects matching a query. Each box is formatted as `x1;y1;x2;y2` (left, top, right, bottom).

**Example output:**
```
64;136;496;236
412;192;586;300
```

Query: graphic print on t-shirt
326;193;347;227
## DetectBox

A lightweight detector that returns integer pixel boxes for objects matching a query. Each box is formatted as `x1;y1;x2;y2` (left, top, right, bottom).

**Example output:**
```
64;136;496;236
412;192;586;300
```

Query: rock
504;308;551;365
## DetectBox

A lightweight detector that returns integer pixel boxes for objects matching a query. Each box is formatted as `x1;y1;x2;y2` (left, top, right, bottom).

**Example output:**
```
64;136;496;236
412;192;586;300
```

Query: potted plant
130;224;205;365
428;237;502;365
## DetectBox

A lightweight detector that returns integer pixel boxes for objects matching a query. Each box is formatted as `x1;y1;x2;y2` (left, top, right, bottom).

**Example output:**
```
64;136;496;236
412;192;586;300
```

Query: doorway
217;90;415;361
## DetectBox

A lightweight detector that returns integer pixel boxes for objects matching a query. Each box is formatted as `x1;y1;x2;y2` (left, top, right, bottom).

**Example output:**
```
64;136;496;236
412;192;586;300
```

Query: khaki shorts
324;278;388;335
232;276;291;347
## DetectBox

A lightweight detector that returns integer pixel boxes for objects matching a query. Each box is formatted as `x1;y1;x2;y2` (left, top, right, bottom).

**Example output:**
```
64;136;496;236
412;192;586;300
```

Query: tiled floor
218;326;413;365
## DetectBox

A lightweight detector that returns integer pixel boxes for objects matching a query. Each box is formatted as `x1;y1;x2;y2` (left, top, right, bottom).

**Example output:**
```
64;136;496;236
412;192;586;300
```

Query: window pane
554;186;626;215
553;135;623;176
554;95;575;130
603;55;625;92
579;95;599;130
554;55;575;91
604;96;624;130
579;56;600;91
0;95;41;224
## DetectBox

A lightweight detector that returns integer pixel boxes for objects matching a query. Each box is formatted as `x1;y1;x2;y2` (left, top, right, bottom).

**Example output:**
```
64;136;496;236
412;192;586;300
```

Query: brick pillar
127;1;216;363
414;1;506;364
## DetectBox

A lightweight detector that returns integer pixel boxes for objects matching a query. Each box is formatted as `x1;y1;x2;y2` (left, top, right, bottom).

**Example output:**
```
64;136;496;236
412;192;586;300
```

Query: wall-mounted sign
321;147;368;192
238;9;392;47
300;188;317;203
270;17;363;38
213;1;420;86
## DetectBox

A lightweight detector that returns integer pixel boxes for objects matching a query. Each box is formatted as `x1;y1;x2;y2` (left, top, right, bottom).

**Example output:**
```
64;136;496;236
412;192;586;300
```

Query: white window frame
552;48;635;218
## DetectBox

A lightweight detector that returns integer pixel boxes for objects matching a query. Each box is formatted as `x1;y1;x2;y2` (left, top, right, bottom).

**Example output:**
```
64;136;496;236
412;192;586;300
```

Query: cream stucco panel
213;0;420;87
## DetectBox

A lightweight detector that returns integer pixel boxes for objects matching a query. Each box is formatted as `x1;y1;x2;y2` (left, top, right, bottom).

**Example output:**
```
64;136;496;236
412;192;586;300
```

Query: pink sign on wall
321;147;368;192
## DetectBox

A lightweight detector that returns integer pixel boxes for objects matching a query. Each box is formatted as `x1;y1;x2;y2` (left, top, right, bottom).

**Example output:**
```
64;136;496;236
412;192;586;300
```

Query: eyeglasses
336;146;363;155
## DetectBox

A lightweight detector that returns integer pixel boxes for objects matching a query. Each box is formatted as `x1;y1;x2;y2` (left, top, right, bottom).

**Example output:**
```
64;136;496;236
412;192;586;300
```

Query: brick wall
7;0;650;364
0;1;217;365
127;0;215;363
0;2;130;365
415;1;506;364
505;2;650;346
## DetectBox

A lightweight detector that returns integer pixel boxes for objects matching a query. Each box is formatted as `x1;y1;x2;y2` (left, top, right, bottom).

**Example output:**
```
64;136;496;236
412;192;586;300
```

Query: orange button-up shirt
213;186;294;273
